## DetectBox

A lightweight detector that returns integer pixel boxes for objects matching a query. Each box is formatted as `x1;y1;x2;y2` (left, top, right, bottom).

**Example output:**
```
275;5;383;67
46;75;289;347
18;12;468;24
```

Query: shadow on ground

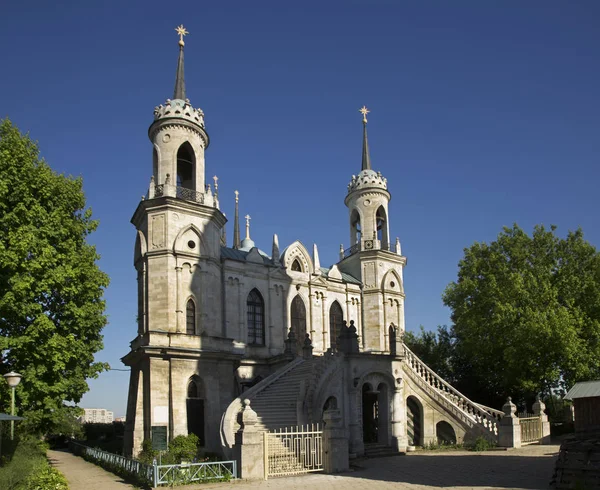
344;450;559;489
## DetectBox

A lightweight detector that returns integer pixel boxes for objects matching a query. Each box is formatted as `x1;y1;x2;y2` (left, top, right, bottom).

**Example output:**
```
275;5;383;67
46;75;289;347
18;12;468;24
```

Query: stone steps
364;443;400;458
248;359;314;432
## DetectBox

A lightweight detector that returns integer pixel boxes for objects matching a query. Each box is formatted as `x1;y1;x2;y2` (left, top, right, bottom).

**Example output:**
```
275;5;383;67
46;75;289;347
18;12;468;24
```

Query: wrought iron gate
263;424;323;479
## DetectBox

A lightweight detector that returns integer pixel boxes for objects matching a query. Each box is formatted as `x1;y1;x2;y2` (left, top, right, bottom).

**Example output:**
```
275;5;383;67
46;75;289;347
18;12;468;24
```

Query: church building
122;27;504;461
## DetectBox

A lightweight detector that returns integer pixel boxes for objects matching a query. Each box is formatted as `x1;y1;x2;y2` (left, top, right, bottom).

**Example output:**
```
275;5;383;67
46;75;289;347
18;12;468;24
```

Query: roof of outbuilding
564;380;600;400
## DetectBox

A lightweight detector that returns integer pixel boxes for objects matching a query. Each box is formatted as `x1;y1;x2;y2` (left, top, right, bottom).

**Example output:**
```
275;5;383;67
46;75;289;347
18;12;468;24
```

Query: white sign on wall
153;406;169;424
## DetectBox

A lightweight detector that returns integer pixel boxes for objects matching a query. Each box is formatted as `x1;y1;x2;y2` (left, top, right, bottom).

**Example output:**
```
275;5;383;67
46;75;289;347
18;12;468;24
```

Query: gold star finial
175;25;189;46
359;106;370;124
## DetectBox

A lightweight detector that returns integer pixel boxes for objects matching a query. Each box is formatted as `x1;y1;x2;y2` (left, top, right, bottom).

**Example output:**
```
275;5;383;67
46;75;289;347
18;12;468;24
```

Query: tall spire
173;25;188;100
359;105;371;171
233;191;241;249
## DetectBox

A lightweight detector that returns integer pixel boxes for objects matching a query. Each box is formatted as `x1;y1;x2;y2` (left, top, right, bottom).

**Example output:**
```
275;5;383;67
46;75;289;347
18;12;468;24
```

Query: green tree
443;224;600;408
0;118;109;433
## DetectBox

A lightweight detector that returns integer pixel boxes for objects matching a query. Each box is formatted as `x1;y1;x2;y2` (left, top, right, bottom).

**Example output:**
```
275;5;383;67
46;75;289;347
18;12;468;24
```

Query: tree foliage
0;118;109;432
442;224;600;407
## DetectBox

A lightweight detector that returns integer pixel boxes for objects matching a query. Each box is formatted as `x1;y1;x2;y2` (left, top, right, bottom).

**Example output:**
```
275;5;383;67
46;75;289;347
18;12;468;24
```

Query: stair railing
403;344;503;435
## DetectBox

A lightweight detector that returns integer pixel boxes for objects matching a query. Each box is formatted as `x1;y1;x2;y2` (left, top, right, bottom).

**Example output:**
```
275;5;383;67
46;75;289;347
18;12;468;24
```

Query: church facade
123;28;502;459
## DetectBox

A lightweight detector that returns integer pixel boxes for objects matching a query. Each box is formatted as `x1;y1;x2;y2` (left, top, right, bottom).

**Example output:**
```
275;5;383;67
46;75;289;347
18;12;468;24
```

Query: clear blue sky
1;1;599;417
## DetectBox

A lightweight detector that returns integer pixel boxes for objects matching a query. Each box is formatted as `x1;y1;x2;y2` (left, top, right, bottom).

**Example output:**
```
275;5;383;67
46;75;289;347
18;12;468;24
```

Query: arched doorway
187;377;205;445
407;396;422;446
290;295;306;355
436;421;457;445
362;383;379;444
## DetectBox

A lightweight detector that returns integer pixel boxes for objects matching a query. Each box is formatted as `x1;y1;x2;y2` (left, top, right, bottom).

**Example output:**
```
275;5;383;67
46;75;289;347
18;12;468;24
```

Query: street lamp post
3;372;22;440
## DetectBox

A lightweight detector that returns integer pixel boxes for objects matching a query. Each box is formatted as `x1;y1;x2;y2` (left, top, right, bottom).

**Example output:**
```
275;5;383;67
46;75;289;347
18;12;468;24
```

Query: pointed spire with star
173;25;188;100
359;106;372;171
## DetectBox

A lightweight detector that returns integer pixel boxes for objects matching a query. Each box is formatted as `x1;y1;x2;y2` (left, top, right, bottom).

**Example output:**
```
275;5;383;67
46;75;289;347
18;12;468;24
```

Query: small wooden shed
565;380;600;432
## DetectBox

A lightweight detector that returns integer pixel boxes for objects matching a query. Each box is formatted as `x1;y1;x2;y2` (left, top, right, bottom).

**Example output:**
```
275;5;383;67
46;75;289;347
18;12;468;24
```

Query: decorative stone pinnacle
359;105;370;124
175;25;188;46
213;175;218;190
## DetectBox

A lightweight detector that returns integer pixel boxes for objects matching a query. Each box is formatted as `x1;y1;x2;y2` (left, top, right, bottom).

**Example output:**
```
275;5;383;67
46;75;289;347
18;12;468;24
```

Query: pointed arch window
186;376;205;443
290;295;306;354
186;299;196;335
247;289;265;345
176;142;195;190
329;301;344;349
291;259;302;272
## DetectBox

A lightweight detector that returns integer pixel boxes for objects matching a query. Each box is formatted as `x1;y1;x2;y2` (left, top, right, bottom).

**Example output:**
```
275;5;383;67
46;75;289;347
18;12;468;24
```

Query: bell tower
149;25;209;194
124;26;226;457
339;107;406;352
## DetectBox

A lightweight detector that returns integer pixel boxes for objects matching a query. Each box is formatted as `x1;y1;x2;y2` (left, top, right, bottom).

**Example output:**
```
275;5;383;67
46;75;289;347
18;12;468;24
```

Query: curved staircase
402;344;504;441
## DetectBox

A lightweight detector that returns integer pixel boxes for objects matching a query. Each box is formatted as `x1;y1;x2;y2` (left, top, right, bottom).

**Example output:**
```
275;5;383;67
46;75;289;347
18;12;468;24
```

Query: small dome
347;169;388;193
240;237;256;251
153;98;205;128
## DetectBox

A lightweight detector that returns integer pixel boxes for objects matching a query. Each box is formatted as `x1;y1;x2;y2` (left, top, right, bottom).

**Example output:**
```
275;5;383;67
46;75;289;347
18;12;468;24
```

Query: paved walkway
47;450;136;489
49;444;559;490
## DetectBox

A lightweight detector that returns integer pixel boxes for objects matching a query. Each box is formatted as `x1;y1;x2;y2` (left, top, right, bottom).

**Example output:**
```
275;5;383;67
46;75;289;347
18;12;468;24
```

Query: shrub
24;465;69;490
470;436;495;452
137;438;158;465
0;436;68;490
162;434;200;464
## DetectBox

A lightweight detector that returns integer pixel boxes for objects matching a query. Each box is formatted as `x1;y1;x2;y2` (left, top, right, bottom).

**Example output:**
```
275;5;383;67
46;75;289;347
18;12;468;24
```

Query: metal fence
69;441;237;486
154;460;237;486
520;416;542;444
263;424;323;479
69;441;154;484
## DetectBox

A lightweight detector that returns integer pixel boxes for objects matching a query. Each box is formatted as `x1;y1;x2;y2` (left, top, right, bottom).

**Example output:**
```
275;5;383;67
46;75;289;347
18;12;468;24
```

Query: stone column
391;377;408;451
175;266;183;332
498;397;521;448
302;334;313;360
235;400;264;480
533;395;551;444
322;409;349;473
348;385;364;457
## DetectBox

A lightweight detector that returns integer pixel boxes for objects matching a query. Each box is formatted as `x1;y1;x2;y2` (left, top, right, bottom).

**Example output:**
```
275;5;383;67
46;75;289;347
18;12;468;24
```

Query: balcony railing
343;243;359;258
152;184;204;204
343;240;393;258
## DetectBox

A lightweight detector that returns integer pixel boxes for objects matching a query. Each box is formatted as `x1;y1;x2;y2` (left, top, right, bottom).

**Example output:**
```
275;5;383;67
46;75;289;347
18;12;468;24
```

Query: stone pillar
163;173;175;197
348;384;364;457
533;395;551;444
391;378;408;451
322;409;349;473
235;400;264;480
284;329;297;358
302;334;313;360
175;266;183;332
498;397;521;448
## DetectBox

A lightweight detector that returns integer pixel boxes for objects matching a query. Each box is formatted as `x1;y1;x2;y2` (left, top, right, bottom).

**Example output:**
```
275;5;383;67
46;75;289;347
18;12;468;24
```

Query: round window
390;281;395;288
188;240;196;249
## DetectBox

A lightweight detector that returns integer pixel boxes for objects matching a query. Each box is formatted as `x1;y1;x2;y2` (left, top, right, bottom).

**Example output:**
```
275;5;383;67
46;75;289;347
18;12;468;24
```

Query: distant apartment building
80;408;114;424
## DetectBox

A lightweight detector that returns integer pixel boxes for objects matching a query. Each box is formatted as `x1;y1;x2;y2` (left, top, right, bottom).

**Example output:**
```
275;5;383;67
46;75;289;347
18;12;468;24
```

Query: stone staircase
220;357;313;452
402;344;504;441
251;360;314;432
364;443;400;458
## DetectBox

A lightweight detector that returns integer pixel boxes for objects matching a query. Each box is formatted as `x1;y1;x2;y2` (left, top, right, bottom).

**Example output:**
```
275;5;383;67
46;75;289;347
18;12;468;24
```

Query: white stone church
122;29;508;461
